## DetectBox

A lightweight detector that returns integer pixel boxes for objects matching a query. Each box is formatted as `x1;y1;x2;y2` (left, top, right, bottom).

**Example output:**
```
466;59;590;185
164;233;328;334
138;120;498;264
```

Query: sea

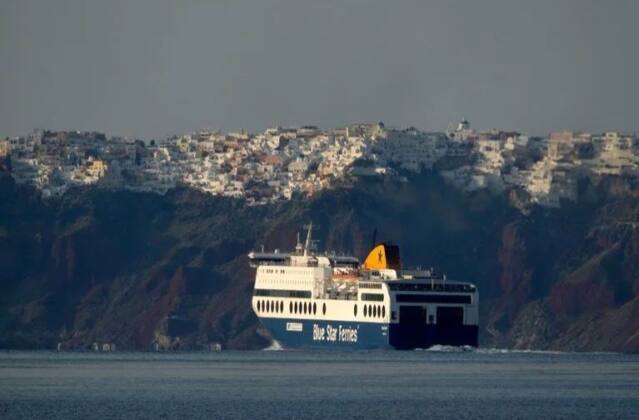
1;348;638;420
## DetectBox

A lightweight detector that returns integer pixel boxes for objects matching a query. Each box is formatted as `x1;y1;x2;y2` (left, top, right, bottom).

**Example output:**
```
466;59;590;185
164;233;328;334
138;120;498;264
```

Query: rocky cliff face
1;173;638;352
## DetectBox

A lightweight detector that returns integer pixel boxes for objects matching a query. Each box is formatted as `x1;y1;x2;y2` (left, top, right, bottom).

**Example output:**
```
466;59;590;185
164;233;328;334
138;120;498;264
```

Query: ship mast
303;222;313;256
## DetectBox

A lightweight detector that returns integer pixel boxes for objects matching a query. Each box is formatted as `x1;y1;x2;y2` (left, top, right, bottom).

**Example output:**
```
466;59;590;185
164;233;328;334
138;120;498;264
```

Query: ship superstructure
249;224;478;350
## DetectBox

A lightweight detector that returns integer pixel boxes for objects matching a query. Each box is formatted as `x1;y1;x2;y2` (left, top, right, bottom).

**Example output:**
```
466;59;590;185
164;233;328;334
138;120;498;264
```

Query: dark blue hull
260;317;391;350
259;317;478;350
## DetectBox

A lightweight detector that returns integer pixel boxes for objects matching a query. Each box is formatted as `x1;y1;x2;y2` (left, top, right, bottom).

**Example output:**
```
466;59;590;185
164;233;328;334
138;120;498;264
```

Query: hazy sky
1;1;637;139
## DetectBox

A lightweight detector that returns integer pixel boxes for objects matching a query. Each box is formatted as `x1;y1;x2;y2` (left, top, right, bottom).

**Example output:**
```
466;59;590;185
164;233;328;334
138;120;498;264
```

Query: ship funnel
363;243;401;270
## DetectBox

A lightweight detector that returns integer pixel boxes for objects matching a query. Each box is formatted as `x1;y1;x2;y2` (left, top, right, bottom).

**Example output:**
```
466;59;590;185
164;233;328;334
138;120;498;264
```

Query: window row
355;304;386;318
257;300;284;313
256;300;327;316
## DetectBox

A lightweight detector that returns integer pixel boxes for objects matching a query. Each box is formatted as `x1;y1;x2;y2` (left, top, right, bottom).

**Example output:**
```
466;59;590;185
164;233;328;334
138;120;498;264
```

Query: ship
249;224;479;350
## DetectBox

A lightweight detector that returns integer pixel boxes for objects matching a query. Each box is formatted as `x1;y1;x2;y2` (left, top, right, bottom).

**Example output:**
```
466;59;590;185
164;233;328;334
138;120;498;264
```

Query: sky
1;0;638;140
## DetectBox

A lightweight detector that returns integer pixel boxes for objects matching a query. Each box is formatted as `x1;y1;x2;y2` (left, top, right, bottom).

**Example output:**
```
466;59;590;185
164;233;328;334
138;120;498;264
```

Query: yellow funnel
363;243;401;270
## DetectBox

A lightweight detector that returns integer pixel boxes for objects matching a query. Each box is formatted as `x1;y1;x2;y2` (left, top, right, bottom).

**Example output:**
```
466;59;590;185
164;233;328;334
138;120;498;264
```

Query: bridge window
313;303;317;315
280;301;284;313
396;294;471;304
289;301;293;313
254;289;312;298
294;302;298;314
364;305;368;317
354;305;358;316
382;306;386;318
322;303;326;315
361;293;384;302
373;305;377;317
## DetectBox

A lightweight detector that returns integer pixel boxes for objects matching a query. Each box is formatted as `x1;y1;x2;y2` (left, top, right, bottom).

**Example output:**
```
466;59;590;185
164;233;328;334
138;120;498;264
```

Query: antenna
301;222;319;256
295;231;303;255
303;221;313;256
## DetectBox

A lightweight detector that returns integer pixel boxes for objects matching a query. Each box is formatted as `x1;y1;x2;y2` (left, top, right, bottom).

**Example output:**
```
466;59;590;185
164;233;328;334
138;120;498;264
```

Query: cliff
1;172;638;352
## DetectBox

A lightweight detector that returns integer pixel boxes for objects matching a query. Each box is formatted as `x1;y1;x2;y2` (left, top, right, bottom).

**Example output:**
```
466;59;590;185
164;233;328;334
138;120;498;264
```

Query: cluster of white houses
1;120;638;207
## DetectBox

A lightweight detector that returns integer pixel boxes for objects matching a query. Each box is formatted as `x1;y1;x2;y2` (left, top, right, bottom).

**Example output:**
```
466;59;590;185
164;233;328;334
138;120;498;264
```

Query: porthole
382;306;386;318
294;302;298;314
289;301;293;313
354;305;358;316
364;305;368;317
322;303;326;315
280;301;284;313
373;305;377;317
257;301;261;312
304;302;308;314
313;303;317;315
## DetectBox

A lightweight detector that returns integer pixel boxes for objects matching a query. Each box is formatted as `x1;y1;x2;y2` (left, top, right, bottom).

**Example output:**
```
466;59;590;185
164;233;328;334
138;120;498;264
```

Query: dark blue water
1;348;638;419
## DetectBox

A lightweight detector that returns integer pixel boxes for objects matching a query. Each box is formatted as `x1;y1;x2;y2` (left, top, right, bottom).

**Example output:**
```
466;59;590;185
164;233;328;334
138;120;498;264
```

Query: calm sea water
1;349;638;419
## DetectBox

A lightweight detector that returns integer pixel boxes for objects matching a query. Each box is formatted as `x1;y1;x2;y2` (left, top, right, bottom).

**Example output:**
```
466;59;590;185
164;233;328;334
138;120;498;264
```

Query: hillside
1;172;638;352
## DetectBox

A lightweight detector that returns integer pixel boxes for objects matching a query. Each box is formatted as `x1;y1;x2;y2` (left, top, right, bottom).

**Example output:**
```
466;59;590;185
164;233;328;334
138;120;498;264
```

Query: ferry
249;224;479;350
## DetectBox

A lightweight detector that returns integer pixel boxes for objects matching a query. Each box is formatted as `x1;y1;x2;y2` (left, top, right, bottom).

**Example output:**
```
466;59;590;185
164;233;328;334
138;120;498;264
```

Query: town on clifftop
1;120;638;208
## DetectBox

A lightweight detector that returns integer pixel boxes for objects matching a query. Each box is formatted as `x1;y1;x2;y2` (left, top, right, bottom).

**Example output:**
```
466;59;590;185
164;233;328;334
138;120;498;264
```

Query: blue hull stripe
259;317;478;350
260;318;391;350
